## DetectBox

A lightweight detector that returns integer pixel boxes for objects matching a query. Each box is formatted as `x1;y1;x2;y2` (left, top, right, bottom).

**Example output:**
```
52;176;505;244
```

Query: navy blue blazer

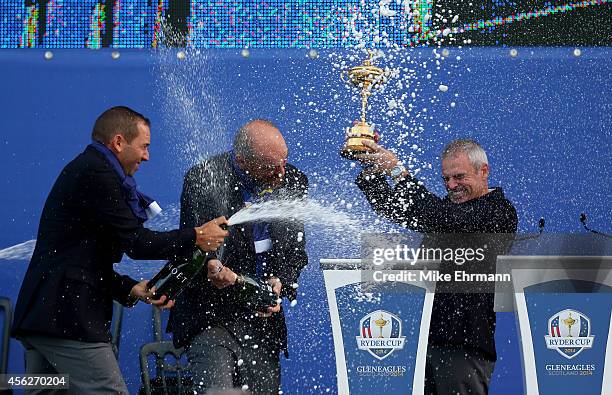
168;152;309;351
12;146;195;343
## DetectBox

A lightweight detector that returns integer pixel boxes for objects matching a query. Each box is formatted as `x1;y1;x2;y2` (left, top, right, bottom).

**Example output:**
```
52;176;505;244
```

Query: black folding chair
139;340;191;395
153;305;164;342
0;297;13;395
0;297;12;376
111;301;124;359
138;307;191;395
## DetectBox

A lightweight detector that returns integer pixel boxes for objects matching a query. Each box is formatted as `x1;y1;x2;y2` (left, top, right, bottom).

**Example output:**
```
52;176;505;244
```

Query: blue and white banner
522;286;612;394
323;267;434;394
513;263;612;395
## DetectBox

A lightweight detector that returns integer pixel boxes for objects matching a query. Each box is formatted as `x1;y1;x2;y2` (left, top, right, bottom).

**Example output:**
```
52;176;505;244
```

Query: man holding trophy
344;55;518;394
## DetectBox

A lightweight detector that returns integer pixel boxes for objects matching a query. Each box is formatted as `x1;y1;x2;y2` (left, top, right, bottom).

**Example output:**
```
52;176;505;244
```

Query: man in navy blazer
168;119;309;394
12;106;234;394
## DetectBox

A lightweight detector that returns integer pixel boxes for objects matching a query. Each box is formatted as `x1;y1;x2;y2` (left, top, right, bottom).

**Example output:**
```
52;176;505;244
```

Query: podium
495;255;612;395
320;259;437;395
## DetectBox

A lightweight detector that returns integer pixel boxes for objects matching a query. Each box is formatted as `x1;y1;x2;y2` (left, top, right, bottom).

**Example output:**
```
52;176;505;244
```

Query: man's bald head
234;119;286;159
233;119;288;188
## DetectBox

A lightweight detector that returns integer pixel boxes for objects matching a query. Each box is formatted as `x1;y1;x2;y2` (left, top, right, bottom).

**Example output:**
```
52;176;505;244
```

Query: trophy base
340;122;376;160
340;143;373;159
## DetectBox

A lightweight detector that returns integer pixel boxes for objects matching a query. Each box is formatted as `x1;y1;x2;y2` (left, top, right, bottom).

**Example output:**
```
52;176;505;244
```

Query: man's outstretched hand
207;259;238;289
195;216;230;252
130;280;174;309
353;140;400;175
256;277;282;318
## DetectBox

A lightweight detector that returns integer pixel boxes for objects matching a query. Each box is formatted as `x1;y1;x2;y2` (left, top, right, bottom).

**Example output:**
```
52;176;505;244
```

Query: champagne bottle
147;224;279;308
147;248;211;300
147;223;232;299
148;251;279;307
235;274;280;311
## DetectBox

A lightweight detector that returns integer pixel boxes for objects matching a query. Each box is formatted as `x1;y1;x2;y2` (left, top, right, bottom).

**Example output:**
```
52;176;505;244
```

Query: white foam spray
0;239;36;261
228;198;366;234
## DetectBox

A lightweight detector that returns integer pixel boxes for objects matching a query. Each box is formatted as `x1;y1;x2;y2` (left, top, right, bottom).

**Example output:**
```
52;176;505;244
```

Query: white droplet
442;28;451;37
237;359;244;366
346;203;353;209
438;84;449;92
290;299;298;307
442;48;450;57
450;102;456;108
509;49;518;58
573;48;582;57
308;49;319;59
111;51;120;60
176;51;186;60
350;162;357;168
241;48;250;58
44;51;53;60
253;344;259;349
241;384;249;390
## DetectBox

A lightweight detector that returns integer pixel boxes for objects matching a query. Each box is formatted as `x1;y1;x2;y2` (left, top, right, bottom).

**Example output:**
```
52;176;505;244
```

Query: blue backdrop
0;47;610;394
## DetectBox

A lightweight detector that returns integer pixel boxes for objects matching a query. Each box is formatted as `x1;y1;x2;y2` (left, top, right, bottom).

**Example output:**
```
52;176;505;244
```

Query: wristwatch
390;163;407;178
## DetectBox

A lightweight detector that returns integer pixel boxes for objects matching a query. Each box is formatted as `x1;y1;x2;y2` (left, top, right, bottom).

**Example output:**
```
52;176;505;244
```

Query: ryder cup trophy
340;51;387;159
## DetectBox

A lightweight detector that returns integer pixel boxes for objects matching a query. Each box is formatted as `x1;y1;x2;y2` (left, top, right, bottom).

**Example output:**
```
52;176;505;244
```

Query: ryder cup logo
545;309;594;359
356;310;405;360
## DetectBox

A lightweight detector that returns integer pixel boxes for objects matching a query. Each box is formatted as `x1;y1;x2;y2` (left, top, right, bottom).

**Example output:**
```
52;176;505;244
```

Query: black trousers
186;326;281;395
424;344;495;395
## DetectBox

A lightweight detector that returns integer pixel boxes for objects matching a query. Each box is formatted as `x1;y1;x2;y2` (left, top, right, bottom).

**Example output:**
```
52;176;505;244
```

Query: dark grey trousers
424;344;495;395
186;326;280;395
20;335;128;395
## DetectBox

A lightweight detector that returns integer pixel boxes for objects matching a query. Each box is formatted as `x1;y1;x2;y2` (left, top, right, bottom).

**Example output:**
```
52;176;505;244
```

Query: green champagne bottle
147;248;210;300
148;224;279;307
235;274;279;311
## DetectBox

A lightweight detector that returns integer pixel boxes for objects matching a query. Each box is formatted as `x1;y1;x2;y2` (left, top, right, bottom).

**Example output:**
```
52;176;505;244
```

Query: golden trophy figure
340;51;386;159
374;314;389;338
563;312;577;337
